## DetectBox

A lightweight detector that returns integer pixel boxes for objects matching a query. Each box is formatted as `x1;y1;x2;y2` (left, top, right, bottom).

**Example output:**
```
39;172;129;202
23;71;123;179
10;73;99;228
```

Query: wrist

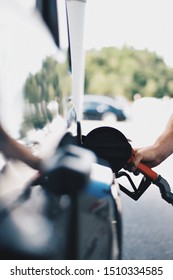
154;136;173;163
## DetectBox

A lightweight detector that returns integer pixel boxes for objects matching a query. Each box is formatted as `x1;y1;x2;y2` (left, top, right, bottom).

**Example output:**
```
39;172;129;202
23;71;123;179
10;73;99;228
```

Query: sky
84;0;173;67
13;0;173;67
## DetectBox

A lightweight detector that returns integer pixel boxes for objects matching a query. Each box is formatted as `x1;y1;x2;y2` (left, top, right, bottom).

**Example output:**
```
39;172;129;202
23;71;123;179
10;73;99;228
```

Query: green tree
85;46;173;100
22;56;71;134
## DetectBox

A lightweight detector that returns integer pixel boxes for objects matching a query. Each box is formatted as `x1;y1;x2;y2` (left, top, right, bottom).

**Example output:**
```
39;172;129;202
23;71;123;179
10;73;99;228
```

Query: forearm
154;114;173;161
0;125;42;170
6;138;41;170
132;113;173;169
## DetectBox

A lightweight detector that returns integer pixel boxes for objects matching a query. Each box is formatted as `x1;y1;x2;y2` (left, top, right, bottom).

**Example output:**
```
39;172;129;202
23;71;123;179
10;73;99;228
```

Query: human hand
130;145;162;173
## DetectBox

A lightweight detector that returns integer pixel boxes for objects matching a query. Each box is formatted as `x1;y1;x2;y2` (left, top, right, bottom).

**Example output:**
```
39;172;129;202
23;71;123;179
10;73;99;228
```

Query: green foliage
85;46;173;100
22;56;71;134
24;56;71;103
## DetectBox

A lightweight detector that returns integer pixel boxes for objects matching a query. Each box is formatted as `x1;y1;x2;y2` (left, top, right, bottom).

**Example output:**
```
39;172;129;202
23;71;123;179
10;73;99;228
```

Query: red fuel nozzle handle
137;162;158;181
126;150;173;204
128;149;158;181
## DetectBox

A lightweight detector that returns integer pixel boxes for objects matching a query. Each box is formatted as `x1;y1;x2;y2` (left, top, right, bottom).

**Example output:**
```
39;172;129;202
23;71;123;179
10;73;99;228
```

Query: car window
96;103;109;113
84;101;98;110
84;100;109;112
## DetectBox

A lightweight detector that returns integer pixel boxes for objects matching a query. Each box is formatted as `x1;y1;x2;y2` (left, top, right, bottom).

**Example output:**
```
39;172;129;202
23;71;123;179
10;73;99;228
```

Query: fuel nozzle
154;175;173;205
127;151;173;205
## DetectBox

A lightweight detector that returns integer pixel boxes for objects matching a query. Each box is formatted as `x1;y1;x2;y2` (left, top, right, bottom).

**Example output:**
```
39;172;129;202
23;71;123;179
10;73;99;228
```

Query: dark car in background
83;95;127;121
